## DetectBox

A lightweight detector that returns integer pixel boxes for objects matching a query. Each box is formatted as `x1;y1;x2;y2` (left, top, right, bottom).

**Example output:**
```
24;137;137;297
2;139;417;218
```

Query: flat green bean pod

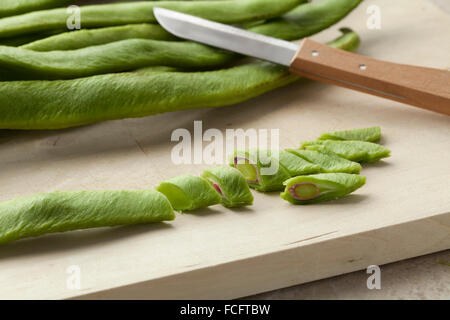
248;0;362;41
21;0;357;51
281;173;366;204
287;149;361;174
0;29;360;130
22;24;177;51
0;0;75;18
318;126;382;142
156;175;221;211
0;39;235;80
0;190;175;245
202;166;254;207
0;0;303;39
302;140;391;163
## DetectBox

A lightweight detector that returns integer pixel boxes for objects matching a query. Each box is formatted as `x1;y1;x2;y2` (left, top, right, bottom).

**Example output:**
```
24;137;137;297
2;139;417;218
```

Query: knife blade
154;7;450;116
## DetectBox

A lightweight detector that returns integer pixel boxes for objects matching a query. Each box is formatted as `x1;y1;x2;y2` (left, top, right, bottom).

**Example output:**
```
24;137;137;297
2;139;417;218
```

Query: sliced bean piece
287;148;361;174
22;24;177;51
248;0;362;40
156;175;221;211
202;166;254;208
0;39;236;80
0;0;303;39
134;66;181;73
20;0;360;52
318;126;382;142
0;61;295;127
0;29;360;130
281;173;366;204
0;190;175;245
231;150;291;192
279;150;321;176
301;140;391;163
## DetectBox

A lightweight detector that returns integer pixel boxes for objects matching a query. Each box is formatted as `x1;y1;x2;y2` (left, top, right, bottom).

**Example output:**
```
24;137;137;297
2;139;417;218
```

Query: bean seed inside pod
289;183;320;201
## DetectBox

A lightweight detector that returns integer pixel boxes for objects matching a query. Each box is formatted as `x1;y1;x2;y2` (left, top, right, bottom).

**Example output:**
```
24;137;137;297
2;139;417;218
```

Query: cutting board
0;0;449;299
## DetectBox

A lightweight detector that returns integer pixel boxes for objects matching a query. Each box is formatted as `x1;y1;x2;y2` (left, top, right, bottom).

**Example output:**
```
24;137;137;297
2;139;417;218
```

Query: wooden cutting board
0;0;449;299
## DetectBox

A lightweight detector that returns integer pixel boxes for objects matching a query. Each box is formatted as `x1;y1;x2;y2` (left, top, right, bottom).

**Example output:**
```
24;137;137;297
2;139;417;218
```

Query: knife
153;7;450;116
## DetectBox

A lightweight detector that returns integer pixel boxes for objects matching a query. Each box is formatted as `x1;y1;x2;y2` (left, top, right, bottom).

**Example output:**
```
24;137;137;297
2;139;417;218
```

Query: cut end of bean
289;183;320;201
212;183;223;196
234;157;259;184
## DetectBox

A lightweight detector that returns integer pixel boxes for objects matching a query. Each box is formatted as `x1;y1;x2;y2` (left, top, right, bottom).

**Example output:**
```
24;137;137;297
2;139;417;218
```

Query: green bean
0;0;75;18
248;0;362;41
21;0;357;52
301;140;391;163
0;0;303;39
281;173;366;205
0;30;64;47
22;24;177;51
0;28;360;130
202;166;254;208
0;190;175;245
0;39;236;80
135;66;181;73
318;127;382;142
287;149;361;174
156;175;222;211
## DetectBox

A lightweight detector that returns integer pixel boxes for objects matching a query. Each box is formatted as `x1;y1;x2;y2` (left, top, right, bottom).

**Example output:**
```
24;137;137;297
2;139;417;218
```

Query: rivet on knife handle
290;39;450;116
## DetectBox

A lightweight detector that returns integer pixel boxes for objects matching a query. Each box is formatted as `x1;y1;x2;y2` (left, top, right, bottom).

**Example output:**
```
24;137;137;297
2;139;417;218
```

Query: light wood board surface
0;0;449;299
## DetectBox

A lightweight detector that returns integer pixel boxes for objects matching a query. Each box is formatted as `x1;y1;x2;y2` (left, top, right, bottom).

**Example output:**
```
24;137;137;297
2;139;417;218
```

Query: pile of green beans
22;24;177;51
0;0;363;129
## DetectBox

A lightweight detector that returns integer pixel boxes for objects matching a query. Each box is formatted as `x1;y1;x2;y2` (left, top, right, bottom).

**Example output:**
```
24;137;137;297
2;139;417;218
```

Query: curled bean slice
231;150;291;192
0;0;76;18
21;0;358;51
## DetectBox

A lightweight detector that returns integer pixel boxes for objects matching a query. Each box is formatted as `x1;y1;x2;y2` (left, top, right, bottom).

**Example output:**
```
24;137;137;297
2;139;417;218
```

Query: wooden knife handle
289;39;450;116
